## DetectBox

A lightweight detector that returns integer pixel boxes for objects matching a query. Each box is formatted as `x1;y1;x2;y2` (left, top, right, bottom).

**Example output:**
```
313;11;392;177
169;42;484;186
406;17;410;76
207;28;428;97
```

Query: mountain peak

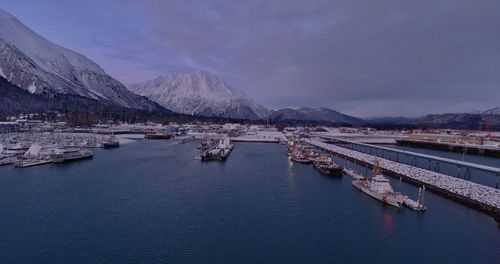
128;71;269;119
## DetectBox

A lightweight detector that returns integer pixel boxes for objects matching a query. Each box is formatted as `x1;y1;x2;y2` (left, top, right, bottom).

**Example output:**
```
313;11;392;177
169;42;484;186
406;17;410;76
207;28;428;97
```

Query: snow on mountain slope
128;71;269;119
0;8;163;111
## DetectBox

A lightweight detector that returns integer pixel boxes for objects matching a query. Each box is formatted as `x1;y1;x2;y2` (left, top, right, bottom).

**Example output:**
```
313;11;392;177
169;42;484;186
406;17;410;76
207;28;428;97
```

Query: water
0;140;498;263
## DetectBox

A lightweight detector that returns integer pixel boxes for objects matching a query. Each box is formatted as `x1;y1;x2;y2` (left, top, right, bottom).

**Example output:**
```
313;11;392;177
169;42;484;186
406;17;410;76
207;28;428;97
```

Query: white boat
2;143;30;156
0;156;17;166
352;160;404;208
51;148;93;163
403;186;427;211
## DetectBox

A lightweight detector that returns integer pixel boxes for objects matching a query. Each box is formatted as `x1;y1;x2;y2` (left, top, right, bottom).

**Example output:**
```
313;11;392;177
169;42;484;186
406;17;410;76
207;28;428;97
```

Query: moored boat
290;150;312;164
145;132;171;139
200;137;233;161
103;136;120;148
313;156;343;175
352;160;404;208
52;148;93;163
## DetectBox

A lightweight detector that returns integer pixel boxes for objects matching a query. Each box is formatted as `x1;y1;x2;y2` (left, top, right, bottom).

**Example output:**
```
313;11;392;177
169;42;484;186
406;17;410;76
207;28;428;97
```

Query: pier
304;138;500;221
322;136;500;188
397;138;500;158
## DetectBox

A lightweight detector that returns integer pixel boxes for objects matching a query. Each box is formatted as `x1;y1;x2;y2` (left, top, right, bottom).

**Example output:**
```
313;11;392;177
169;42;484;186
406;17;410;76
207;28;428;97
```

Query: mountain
0;8;165;112
414;113;500;130
365;116;416;125
0;75;113;113
482;107;500;115
267;107;364;124
128;71;268;120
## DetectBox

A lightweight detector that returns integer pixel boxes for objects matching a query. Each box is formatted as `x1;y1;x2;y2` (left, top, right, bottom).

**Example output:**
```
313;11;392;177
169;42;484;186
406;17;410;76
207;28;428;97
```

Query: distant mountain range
411;108;500;130
267;107;364;124
0;8;165;113
365;108;500;130
0;8;498;129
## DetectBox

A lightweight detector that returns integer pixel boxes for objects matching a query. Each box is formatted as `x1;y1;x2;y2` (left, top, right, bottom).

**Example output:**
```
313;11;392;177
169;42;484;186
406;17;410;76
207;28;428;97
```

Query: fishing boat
313;156;343;175
352;160;404;208
290;150;312;164
303;147;318;161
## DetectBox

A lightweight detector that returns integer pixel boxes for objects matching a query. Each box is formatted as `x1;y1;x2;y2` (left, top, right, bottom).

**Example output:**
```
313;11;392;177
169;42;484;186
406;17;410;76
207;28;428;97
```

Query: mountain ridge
0;8;164;112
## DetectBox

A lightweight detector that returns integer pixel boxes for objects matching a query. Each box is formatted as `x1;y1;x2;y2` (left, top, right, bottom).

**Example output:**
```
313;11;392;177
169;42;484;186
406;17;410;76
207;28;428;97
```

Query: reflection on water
383;212;393;234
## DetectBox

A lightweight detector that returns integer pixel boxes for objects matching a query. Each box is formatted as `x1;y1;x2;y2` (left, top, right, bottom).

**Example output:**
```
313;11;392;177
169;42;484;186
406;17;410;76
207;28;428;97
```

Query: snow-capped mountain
128;71;269;119
0;8;163;111
267;107;364;124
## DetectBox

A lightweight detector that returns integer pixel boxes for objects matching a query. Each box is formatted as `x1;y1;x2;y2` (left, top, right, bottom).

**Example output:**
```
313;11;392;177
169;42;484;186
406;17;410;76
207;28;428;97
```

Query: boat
52;148;93;163
103;136;120;148
290;150;312;164
2;143;30;156
200;137;233;161
303;146;318;161
352;160;404;208
145;132;171;139
0;156;17;166
403;186;427;211
103;141;120;148
313;156;343;175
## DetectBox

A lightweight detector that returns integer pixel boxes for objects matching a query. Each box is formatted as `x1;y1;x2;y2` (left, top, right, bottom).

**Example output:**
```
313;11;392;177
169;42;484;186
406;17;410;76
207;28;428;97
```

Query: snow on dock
305;138;500;218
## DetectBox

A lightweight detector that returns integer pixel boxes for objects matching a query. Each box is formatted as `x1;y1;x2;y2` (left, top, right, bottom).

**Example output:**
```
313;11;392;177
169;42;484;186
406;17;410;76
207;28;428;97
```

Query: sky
0;0;499;117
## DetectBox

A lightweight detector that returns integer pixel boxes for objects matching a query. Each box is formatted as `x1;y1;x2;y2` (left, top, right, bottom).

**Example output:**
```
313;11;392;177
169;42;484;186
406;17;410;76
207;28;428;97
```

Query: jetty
304;138;500;220
396;138;500;158
323;136;500;188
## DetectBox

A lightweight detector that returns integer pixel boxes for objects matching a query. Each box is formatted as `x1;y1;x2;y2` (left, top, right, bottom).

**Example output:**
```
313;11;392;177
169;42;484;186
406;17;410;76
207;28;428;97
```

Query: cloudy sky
1;0;499;117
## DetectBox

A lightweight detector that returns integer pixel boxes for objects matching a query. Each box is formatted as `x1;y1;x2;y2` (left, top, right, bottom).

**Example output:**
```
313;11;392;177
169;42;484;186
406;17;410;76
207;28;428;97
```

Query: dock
397;138;500;158
304;138;500;220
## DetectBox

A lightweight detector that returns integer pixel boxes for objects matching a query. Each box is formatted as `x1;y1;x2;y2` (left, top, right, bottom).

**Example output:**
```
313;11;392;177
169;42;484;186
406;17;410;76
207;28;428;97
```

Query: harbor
1;138;498;263
304;138;500;221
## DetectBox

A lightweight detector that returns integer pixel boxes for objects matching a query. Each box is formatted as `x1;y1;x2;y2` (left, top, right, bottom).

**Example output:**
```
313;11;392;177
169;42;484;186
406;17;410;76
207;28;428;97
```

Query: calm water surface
0;139;498;263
